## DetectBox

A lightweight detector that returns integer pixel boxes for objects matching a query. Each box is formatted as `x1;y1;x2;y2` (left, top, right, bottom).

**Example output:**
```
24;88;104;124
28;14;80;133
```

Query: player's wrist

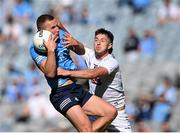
47;49;55;53
66;70;71;76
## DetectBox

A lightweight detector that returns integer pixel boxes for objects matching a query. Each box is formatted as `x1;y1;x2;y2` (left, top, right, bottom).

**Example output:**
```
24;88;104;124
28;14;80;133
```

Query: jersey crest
91;64;102;85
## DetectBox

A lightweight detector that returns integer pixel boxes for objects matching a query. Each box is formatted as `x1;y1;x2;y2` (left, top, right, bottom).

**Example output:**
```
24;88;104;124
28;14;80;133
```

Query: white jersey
83;47;132;132
83;47;125;109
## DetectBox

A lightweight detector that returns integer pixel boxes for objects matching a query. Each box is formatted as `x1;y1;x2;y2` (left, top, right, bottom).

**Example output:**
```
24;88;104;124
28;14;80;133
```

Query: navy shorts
49;83;92;116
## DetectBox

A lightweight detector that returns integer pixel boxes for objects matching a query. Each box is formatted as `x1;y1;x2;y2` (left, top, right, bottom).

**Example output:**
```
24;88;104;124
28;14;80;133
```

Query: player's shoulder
29;44;47;56
85;47;94;54
29;45;35;54
106;54;118;63
103;54;119;68
84;47;95;59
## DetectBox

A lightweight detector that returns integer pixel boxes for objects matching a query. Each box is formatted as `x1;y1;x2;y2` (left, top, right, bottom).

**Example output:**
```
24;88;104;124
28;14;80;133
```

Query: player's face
94;34;112;57
43;19;59;37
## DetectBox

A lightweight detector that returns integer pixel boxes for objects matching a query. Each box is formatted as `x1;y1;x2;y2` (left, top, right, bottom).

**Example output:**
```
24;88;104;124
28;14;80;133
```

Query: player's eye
101;38;106;42
51;26;57;29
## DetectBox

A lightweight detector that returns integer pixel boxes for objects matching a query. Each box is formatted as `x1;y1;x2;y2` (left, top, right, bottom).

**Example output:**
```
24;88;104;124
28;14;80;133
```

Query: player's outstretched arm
63;33;85;55
57;67;108;79
55;18;85;55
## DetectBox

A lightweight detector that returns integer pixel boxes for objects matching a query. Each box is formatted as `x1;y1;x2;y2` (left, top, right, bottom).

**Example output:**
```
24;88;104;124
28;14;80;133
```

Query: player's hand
57;67;70;76
63;33;79;48
44;34;58;52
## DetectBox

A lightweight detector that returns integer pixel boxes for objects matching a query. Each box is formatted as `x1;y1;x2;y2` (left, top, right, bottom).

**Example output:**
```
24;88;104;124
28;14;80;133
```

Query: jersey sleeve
82;47;94;67
29;45;46;65
100;57;119;74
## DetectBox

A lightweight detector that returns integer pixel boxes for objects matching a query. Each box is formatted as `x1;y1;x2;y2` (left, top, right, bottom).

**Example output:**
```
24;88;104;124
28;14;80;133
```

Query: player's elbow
87;69;102;78
46;74;56;78
45;71;56;78
88;72;99;79
49;75;56;78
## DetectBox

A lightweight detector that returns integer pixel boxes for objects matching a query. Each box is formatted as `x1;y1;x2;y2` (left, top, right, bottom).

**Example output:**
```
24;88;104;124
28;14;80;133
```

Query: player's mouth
96;47;101;51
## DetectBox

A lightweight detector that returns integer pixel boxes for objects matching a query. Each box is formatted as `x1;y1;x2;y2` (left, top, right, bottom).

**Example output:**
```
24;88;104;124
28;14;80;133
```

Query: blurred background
0;0;180;132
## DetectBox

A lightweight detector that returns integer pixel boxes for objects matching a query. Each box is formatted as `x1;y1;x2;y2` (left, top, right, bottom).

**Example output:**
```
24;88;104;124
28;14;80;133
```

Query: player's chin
95;49;102;53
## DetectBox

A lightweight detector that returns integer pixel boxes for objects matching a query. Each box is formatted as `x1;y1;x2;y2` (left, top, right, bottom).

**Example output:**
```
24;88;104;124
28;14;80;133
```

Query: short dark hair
95;28;114;54
36;14;55;31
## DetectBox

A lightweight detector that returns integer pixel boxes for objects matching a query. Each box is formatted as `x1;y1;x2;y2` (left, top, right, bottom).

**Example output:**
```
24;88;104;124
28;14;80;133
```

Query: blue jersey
29;29;77;89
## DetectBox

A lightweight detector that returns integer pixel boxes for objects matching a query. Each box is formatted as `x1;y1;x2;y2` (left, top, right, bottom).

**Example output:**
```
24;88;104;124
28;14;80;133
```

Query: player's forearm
69;69;97;79
57;67;108;79
44;51;56;77
70;68;107;79
72;40;85;55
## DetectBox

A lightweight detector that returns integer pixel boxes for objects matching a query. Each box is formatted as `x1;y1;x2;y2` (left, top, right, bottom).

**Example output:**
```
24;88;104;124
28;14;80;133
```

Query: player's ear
108;43;112;50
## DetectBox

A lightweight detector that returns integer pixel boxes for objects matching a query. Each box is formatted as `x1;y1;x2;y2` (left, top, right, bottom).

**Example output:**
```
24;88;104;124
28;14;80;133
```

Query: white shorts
106;110;132;132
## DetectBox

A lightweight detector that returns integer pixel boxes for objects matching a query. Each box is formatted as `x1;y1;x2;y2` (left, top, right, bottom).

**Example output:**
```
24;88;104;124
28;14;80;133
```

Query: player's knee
111;107;118;119
108;106;118;121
